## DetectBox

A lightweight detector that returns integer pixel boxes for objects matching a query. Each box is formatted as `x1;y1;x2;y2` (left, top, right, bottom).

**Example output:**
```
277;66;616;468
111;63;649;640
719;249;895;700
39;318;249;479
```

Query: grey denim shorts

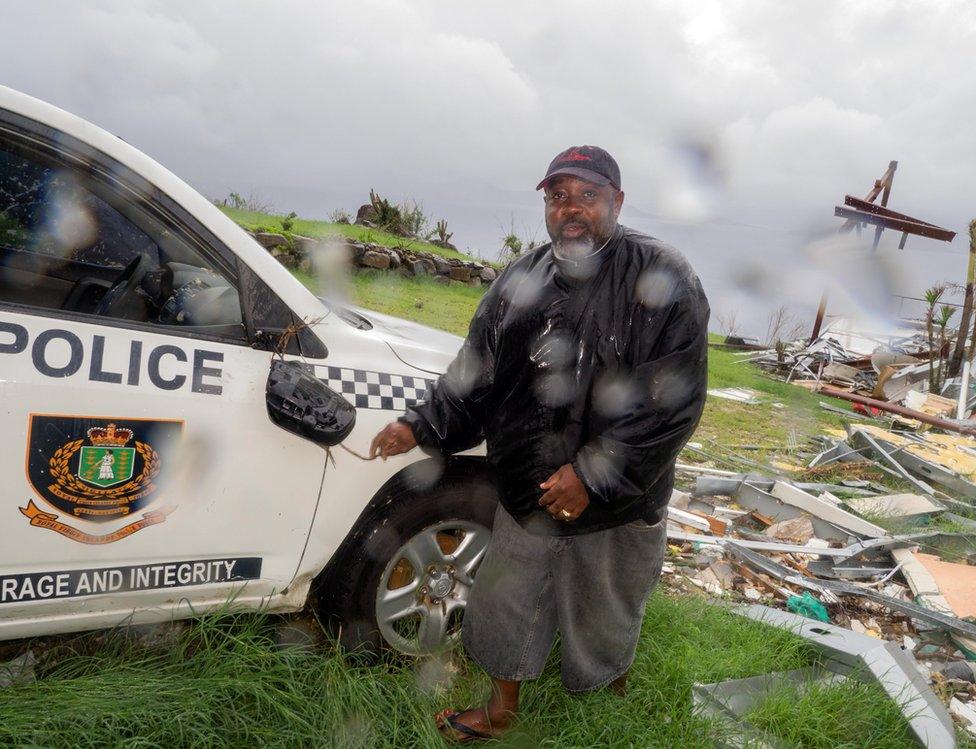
461;504;667;693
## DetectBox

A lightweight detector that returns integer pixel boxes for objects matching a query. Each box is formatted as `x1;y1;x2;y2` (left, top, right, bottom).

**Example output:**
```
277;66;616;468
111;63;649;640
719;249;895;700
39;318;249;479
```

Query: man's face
544;175;624;254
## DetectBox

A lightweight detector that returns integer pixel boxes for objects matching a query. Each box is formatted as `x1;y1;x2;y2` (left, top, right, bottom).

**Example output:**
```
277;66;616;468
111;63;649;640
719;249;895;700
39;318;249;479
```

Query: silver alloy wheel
375;519;490;655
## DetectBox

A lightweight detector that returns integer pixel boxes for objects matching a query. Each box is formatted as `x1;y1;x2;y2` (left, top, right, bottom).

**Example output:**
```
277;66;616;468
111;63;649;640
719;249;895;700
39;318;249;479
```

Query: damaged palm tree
935;304;956;390
924;284;948;393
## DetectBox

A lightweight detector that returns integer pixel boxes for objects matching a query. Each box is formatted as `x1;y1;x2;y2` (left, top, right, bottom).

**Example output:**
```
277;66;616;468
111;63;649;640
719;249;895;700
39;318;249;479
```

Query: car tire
316;458;498;655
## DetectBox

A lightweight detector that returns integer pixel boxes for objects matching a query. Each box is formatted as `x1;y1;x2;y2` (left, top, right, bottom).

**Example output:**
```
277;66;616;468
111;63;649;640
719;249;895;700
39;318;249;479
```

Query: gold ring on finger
560;509;572;519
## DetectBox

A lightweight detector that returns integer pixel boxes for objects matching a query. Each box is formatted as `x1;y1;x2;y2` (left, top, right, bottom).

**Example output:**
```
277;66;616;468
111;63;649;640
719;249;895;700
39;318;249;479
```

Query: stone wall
247;231;498;287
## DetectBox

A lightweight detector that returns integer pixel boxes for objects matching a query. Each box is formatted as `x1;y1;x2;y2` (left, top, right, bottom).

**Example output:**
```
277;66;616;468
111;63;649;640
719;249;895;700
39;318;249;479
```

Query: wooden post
812;161;897;342
947;219;976;379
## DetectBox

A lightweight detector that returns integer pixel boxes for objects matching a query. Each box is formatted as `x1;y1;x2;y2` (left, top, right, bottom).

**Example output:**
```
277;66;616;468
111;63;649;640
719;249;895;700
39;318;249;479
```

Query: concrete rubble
670;396;976;745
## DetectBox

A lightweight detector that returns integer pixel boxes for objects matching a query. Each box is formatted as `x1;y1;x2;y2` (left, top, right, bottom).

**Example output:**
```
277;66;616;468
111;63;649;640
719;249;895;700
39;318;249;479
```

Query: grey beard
551;236;611;281
552;236;596;263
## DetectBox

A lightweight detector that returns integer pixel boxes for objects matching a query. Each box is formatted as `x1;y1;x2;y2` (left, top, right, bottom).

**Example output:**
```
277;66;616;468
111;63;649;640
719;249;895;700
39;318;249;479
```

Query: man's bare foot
435;705;514;743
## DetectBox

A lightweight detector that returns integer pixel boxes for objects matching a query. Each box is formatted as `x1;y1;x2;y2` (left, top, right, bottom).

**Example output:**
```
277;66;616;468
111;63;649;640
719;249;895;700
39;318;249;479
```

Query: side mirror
266;359;356;446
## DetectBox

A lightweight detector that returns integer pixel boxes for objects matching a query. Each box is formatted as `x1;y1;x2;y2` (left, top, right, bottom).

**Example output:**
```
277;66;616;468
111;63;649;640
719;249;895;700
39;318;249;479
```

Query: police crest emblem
21;415;183;544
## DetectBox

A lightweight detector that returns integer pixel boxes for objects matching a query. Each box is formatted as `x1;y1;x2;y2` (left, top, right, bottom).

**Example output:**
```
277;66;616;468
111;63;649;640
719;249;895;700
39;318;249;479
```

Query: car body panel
0;84;479;642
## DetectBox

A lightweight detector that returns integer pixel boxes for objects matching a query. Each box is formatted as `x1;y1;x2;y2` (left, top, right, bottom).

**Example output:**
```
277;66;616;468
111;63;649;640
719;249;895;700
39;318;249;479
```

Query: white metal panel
0;309;325;639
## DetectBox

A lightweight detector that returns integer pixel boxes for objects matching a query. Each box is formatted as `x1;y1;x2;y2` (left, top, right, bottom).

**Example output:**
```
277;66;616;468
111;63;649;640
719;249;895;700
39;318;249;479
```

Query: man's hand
538;464;590;522
369;422;418;460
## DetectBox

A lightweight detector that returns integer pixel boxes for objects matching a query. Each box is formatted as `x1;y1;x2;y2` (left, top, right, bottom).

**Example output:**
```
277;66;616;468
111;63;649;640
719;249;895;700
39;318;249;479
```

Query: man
371;145;709;742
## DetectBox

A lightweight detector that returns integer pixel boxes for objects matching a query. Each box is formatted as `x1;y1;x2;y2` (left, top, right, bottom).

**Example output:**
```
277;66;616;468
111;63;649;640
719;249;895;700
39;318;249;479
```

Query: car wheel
321;463;497;655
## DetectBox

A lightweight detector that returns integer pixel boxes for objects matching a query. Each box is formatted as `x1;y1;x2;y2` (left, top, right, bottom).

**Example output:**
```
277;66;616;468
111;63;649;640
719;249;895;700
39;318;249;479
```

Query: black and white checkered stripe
315;365;437;411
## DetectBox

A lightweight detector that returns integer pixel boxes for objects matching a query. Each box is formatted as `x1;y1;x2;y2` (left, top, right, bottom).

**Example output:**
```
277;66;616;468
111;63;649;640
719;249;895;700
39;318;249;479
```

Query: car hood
325;301;463;375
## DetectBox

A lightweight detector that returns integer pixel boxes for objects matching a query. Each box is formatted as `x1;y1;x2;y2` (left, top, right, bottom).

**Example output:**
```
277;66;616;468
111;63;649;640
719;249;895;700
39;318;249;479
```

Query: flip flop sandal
435;709;495;743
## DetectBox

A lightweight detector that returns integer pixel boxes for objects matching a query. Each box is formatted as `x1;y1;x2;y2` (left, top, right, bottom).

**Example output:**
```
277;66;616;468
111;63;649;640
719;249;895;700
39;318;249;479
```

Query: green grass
347;270;485;337
683;340;852;474
220;206;483;263
745;674;921;748
0;594;871;749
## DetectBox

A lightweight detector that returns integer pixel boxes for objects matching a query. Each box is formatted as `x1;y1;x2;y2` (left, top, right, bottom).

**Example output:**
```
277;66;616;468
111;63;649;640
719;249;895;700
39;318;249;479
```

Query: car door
0;108;328;638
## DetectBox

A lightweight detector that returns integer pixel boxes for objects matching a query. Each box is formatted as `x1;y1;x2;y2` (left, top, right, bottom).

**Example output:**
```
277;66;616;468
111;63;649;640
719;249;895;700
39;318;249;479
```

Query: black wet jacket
402;226;709;536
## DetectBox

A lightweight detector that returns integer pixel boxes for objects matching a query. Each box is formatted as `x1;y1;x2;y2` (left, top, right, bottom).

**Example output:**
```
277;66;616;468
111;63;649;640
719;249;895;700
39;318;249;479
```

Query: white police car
0;85;496;655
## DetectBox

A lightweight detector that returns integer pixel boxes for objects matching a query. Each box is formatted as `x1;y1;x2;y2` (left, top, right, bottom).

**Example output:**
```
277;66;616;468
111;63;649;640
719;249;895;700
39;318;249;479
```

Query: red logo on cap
561;147;591;162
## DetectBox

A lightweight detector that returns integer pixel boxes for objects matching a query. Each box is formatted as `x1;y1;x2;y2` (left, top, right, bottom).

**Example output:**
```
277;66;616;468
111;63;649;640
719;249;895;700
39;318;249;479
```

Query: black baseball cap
536;145;621;191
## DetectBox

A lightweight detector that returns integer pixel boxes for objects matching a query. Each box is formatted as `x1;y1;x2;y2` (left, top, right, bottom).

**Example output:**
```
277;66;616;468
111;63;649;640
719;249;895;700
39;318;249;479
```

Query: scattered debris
707;387;763;405
675;324;976;740
949;698;976;738
845;493;944;520
764;516;815;543
849;425;976;498
786;591;829;622
914;553;976;619
731;605;958;748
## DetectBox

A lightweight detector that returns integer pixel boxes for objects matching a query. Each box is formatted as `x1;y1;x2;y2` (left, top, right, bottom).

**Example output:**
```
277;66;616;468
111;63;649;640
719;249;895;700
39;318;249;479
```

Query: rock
405;259;427;276
764;516;815;544
419;258;437;276
346;241;366;261
480;266;498;282
292;235;319;254
273;251;299;269
467;276;482;288
387;250;402;269
449;265;471;283
254;232;288;250
432;256;451;275
359;250;391;270
434;276;450;285
355;204;377;225
298;256;312;273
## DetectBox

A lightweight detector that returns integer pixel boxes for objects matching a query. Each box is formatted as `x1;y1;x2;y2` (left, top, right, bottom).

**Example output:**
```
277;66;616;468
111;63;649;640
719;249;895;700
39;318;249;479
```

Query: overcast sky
4;1;975;337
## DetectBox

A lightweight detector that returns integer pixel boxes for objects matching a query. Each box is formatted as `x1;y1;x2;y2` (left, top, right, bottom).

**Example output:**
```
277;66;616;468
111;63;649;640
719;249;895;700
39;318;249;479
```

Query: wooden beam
844;195;943;228
833;206;956;242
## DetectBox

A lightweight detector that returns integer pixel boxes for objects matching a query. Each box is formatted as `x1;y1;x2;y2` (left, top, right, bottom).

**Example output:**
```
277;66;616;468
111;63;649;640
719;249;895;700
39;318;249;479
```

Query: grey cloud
2;0;974;335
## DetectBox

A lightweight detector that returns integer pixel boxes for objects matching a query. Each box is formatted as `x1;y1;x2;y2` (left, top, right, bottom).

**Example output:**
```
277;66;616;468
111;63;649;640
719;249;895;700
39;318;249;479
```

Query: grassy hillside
219;206;483;263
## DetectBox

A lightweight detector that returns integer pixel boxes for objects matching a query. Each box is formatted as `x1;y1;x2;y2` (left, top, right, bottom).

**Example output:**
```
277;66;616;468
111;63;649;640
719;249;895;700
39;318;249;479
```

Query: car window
0;137;244;339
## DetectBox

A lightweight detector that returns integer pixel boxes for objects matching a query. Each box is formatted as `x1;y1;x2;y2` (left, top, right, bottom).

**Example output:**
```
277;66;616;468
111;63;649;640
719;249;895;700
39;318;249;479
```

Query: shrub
367;190;432;238
280;211;297;233
216;191;273;213
369;189;407;236
328;208;352;224
399;200;429;239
